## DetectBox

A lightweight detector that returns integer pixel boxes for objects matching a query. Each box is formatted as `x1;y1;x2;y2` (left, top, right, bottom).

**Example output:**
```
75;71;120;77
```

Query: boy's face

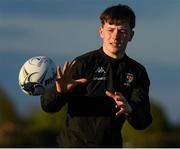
99;21;134;58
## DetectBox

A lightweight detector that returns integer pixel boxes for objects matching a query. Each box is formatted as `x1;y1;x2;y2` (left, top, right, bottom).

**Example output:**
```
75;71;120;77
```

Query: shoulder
72;48;102;77
74;48;101;64
125;55;147;72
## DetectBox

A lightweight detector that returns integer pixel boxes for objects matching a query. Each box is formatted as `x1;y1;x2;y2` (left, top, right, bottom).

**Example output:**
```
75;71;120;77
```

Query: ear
99;26;104;39
129;30;134;41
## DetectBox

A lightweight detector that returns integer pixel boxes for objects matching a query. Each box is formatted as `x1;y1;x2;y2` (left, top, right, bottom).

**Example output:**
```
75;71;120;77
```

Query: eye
119;30;129;36
120;29;128;34
107;29;113;32
107;28;114;32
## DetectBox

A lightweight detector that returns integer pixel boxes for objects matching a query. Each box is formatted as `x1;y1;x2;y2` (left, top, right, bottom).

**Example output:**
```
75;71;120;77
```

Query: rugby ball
18;56;57;96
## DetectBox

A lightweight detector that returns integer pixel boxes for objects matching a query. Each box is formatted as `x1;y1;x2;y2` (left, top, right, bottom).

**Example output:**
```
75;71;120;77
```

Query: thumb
105;90;115;98
105;90;120;102
66;78;88;91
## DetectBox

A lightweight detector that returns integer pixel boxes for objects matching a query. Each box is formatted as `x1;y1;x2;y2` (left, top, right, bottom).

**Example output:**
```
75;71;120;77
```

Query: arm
40;87;68;113
40;61;87;113
126;68;152;130
106;67;152;130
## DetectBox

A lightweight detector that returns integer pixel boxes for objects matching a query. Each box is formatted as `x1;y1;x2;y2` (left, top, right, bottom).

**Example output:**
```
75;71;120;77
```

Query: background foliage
0;86;179;147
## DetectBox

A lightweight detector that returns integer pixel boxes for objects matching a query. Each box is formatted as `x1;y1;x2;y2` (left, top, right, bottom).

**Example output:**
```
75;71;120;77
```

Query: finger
115;92;122;96
56;81;61;92
57;65;62;79
105;90;115;98
106;90;121;102
75;78;88;84
68;78;88;89
116;108;124;116
69;60;76;68
66;78;88;91
115;92;126;102
63;61;69;74
69;60;78;74
115;101;124;109
67;83;75;91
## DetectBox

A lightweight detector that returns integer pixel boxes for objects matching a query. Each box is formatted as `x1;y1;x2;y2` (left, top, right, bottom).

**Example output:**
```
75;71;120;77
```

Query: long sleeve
40;87;68;113
126;67;152;130
41;87;116;116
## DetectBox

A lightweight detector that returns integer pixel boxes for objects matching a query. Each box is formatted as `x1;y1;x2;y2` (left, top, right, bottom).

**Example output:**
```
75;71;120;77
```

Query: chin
111;47;121;53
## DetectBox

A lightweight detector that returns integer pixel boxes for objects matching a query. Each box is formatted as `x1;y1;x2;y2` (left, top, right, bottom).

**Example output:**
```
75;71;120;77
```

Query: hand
105;91;132;116
56;61;88;93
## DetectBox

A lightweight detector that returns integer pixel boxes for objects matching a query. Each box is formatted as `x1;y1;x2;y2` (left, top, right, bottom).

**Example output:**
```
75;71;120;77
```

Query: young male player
41;4;152;147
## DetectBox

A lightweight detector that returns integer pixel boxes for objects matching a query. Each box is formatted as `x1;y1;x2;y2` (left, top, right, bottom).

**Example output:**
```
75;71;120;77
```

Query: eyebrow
106;26;128;30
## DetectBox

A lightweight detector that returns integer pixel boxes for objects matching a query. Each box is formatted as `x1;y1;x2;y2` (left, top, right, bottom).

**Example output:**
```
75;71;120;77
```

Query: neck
102;48;125;59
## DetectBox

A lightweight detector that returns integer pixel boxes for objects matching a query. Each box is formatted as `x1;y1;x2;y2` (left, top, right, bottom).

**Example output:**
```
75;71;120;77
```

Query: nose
112;29;121;40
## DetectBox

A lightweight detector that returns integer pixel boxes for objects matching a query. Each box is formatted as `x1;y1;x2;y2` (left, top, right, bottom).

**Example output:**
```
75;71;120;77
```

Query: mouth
110;42;121;47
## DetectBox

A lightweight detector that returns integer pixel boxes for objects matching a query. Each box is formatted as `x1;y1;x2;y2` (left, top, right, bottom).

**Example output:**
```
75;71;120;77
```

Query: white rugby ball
18;56;57;96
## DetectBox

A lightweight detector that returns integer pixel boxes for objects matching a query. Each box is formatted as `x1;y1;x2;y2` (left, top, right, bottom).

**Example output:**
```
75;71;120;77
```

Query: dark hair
100;4;136;29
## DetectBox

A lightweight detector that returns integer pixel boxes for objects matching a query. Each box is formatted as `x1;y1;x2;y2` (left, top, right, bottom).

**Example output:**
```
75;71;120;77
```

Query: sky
0;0;179;125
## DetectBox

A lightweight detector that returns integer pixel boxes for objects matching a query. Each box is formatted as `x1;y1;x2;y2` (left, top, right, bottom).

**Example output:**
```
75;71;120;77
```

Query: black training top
40;47;152;148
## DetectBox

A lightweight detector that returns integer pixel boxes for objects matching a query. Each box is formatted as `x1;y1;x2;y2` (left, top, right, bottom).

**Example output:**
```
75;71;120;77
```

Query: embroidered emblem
95;67;106;73
93;67;106;80
124;73;134;87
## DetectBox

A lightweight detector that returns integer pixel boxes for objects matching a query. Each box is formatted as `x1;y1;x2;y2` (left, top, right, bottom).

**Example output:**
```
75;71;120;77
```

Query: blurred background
0;0;179;147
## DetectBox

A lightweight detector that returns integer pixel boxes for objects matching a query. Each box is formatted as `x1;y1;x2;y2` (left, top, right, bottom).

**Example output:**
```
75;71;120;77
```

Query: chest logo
93;67;106;80
124;73;134;87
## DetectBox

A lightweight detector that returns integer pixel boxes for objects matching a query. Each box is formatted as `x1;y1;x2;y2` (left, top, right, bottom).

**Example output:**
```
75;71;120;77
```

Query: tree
0;86;18;123
122;100;180;147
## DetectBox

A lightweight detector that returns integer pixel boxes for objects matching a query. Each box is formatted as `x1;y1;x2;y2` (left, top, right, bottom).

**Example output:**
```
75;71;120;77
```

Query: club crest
124;73;134;87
